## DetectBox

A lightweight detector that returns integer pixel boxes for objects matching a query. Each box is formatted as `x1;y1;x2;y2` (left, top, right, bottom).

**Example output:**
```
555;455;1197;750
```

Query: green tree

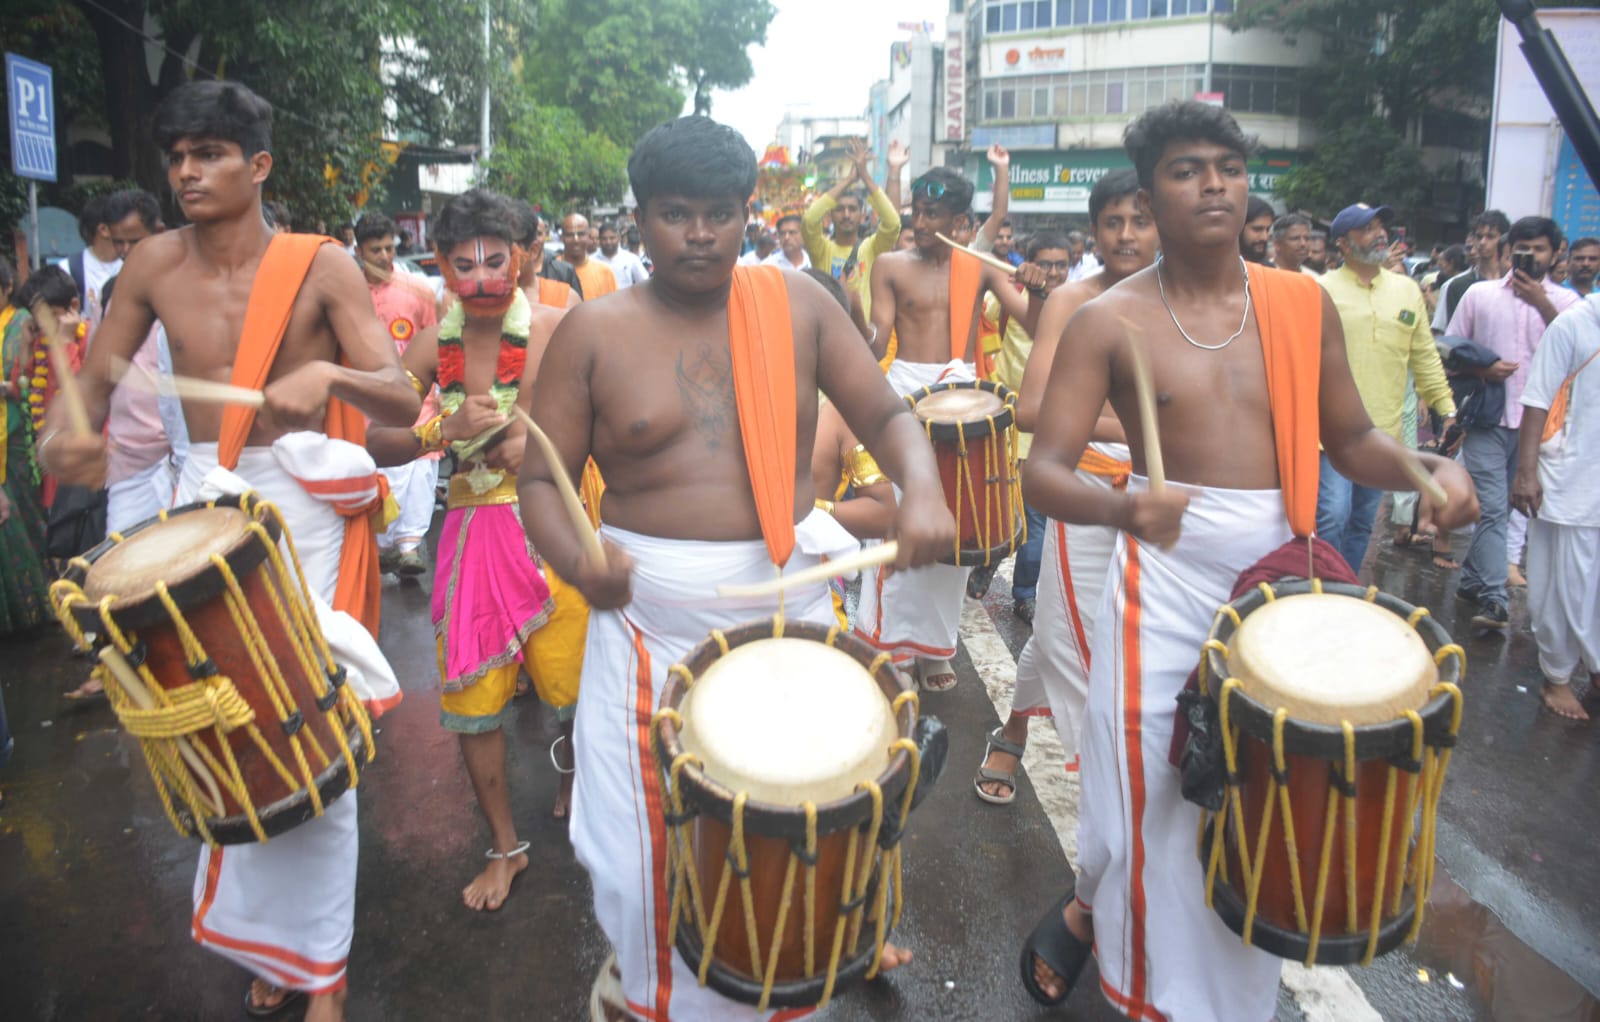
1274;117;1430;216
486;98;628;211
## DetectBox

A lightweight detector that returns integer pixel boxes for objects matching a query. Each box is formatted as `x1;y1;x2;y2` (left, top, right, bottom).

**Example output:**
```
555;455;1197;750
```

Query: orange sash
536;277;573;309
1248;265;1323;539
218;233;386;635
727;266;797;567
948;248;983;362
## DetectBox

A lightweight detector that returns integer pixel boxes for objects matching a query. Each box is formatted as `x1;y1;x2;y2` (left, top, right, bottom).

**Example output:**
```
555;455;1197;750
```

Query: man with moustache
560;212;616;300
1564;235;1600;296
594;220;650;288
1239;194;1275;264
1272;212;1316;275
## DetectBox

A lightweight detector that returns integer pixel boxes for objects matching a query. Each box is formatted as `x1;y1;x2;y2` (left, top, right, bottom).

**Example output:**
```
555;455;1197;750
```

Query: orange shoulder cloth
948;248;984;361
218;233;386;634
1248;265;1323;539
536;277;573;309
728;265;797;567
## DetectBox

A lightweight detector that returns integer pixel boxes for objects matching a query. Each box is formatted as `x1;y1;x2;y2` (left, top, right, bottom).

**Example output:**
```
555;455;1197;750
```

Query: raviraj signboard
973;149;1301;214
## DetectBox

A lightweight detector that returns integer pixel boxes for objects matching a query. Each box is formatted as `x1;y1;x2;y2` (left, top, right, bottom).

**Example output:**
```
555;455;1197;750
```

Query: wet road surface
1;512;1596;1021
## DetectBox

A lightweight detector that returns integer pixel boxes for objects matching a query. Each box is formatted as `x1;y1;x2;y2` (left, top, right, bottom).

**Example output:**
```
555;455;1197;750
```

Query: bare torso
876;250;974;364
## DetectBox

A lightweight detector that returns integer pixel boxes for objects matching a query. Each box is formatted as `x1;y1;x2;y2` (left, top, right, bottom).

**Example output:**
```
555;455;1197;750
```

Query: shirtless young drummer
861;167;1045;691
39;81;419;1022
514;115;954;1022
1016;100;1478;1020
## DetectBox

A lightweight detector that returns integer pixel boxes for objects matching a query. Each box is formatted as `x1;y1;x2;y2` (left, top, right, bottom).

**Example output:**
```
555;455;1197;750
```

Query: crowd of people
0;70;1596;1022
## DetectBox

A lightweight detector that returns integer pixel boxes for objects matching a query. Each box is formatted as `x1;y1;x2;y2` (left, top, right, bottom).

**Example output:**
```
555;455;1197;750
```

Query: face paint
438;243;525;318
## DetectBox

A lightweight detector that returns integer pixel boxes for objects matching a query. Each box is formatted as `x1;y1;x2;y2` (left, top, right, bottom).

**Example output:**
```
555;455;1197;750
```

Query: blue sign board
1552;132;1600;245
6;53;56;182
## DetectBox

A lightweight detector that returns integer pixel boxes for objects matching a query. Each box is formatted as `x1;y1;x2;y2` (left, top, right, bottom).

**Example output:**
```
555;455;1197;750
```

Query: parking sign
7;53;56;182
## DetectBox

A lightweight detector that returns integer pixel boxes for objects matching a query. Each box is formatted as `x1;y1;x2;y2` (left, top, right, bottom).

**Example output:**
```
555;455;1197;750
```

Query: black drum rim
180;725;367;844
905;379;1016;442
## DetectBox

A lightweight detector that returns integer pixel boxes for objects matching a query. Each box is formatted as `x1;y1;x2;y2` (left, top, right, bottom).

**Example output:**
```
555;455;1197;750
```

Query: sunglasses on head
911;177;948;200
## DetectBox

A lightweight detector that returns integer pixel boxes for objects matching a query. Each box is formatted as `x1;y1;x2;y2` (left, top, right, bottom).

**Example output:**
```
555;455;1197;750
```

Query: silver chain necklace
1155;254;1252;351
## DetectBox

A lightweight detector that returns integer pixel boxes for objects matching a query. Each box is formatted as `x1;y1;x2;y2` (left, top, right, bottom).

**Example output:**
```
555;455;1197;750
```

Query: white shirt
595;248;650;287
58;249;122;330
762;249;811;271
1523;294;1600;526
1067;252;1101;283
737;251;767;267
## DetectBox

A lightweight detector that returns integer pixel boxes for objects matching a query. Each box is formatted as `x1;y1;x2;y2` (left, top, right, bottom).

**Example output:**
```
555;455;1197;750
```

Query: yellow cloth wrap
521;567;588;712
580;458;605;530
845;444;887;488
448;471;519;509
438;643;520;726
412;414;446;454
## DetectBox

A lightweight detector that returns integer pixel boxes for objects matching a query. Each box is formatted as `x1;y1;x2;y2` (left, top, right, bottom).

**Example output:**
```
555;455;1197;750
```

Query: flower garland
436;288;530;490
28;319;88;436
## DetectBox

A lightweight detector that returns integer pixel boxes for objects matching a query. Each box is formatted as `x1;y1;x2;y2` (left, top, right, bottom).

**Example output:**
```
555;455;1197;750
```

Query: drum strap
217;233;386;636
948;249;983;362
727;266;796;568
1248;265;1323;539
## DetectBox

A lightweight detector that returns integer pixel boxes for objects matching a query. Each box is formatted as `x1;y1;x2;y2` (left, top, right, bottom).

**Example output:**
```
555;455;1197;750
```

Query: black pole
1498;0;1600;193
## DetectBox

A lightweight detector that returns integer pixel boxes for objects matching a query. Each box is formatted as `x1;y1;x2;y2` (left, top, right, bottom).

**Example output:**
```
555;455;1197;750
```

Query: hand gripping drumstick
110;356;266;409
934;232;1024;276
1397;448;1449;510
716;541;900;599
510;406;607;568
29;300;94;436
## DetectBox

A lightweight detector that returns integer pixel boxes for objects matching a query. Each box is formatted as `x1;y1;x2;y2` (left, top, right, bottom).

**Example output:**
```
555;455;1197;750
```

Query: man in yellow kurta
802;138;907;319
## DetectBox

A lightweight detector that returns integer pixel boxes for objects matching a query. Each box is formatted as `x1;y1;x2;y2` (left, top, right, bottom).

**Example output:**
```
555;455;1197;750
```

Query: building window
983;0;1231;35
978;63;1302;123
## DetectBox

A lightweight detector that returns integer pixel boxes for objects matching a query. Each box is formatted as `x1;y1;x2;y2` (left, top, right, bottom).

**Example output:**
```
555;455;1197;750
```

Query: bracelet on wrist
36;427;62;470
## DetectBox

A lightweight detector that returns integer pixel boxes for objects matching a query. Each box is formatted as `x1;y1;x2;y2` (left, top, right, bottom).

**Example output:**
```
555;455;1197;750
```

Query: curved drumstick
934;232;1021;275
511;406;607;568
717;541;900;599
1123;324;1166;494
110;356;265;408
29;300;93;436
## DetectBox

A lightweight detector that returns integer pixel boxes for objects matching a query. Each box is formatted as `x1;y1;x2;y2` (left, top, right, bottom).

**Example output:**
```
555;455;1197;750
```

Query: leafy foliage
485;99;628;213
1273;117;1430;216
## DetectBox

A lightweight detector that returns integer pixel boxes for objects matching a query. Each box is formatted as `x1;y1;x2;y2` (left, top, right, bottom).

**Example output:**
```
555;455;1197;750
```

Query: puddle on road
1411;869;1600;1021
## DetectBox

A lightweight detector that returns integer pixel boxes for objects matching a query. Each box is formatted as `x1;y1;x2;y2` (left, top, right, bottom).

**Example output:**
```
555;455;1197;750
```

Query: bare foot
462;847;528;911
64;676;103;701
877;942;914;972
1432;554;1460;570
1543;682;1590;721
554;771;573;821
917;658;957;692
1030;899;1094;1002
304;988;348;1022
1508;563;1528;588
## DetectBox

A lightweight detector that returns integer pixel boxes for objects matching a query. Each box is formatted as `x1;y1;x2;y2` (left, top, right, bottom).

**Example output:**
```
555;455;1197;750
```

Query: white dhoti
378;460;437;551
1014;444;1128;761
856;359;974;665
107;456;181;534
1076;479;1290;1022
1527;519;1600;686
177;436;402;992
572;513;850;1022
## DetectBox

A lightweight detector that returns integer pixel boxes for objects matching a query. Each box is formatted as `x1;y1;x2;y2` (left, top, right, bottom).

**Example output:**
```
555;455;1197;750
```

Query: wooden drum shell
910;381;1024;567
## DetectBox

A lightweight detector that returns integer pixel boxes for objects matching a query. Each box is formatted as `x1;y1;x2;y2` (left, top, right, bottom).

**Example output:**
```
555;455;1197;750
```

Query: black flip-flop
1019;884;1093;1007
244;984;306;1018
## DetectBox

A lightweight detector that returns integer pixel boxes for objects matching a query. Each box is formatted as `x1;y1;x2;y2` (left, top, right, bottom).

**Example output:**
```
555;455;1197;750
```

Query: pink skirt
432;503;554;691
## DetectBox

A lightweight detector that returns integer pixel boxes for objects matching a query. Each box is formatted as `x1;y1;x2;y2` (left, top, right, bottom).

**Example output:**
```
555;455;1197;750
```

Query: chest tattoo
676;345;735;449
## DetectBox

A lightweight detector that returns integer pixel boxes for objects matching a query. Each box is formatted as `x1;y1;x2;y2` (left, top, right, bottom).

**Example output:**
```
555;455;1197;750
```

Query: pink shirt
369;276;437;354
106;324;169;484
1444;272;1581;429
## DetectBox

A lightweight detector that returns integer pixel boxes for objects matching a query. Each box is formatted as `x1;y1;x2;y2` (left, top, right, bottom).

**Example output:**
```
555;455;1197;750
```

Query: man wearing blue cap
1316;203;1458;573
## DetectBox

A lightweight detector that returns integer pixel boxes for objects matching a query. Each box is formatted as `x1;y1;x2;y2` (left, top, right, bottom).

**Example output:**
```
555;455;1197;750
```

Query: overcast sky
696;0;954;154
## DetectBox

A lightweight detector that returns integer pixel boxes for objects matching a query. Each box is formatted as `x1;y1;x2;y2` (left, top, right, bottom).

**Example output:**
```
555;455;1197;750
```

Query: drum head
913;386;1005;424
679;638;898;806
1228;593;1436;727
83;506;253;605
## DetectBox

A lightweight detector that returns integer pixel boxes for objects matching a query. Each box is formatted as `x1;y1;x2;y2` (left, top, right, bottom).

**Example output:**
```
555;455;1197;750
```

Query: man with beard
1564;235;1600;296
802;138;908;316
515;115;951;1020
1447;215;1579;629
1306;228;1329;272
560;212;616;300
1316;203;1457;574
1239;194;1275;264
595;220;650;288
41;79;415;1022
1272;212;1315;274
1015;101;1476;1017
762;213;810;270
974;168;1159;805
356;212;440;578
862;167;1046;692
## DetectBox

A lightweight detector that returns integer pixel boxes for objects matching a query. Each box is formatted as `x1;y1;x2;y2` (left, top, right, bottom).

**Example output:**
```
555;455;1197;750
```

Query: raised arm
975;144;1011;249
883;140;910;220
984;261;1047;338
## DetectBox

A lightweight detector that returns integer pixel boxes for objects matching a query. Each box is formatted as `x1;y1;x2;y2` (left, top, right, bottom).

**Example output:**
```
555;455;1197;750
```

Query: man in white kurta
1513;293;1600;721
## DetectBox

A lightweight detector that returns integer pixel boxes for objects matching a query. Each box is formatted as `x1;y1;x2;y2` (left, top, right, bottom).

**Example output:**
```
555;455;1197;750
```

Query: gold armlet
814;498;836;515
412;414;447;454
405;369;428;397
844;444;887;488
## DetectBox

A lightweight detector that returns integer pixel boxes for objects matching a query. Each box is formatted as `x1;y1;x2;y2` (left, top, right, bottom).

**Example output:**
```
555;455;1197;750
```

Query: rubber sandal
974;726;1026;805
918;658;958;692
1019;883;1093;1007
589;952;632;1022
243;984;306;1018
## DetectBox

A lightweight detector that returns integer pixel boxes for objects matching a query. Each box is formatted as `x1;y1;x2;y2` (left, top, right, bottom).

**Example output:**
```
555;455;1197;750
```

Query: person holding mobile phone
1445;216;1581;630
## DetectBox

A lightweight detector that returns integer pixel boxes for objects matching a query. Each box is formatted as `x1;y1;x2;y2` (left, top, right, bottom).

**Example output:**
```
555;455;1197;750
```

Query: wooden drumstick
717;541;900;599
1125;326;1166;494
110;357;266;409
1398;449;1449;509
29;300;93;436
511;406;607;567
99;647;225;817
934;232;1026;276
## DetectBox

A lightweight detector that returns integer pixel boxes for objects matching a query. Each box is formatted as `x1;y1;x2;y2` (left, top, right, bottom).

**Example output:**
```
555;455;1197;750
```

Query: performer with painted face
370;189;591;908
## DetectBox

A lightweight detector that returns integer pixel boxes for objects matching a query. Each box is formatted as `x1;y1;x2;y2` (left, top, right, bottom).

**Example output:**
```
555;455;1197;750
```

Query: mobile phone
1395;226;1407;240
1512;251;1537;276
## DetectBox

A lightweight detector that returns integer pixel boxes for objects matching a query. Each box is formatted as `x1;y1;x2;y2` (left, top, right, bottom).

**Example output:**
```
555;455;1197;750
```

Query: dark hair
625;226;641;247
628;116;757;214
1088;168;1140;226
836;188;867;210
1471;209;1512;236
804;267;851;317
776;214;802;232
354;213;397;246
598;221;620;236
433;189;518;252
76;195;107;245
100;189;161;233
262;199;292;231
14;265;77;311
154;80;273;157
1440;244;1468;275
1028;232;1071;260
1245;195;1275;224
1508;215;1563;251
0;255;14;299
506;199;540;248
1123;100;1258;191
1000;218;1013;228
1570;236;1600;253
912;167;974;215
1272;212;1311;237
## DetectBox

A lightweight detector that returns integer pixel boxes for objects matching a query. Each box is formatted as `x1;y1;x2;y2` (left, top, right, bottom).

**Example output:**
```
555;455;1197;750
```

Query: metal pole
1498;0;1600;195
479;0;492;180
1203;7;1215;94
28;181;39;270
